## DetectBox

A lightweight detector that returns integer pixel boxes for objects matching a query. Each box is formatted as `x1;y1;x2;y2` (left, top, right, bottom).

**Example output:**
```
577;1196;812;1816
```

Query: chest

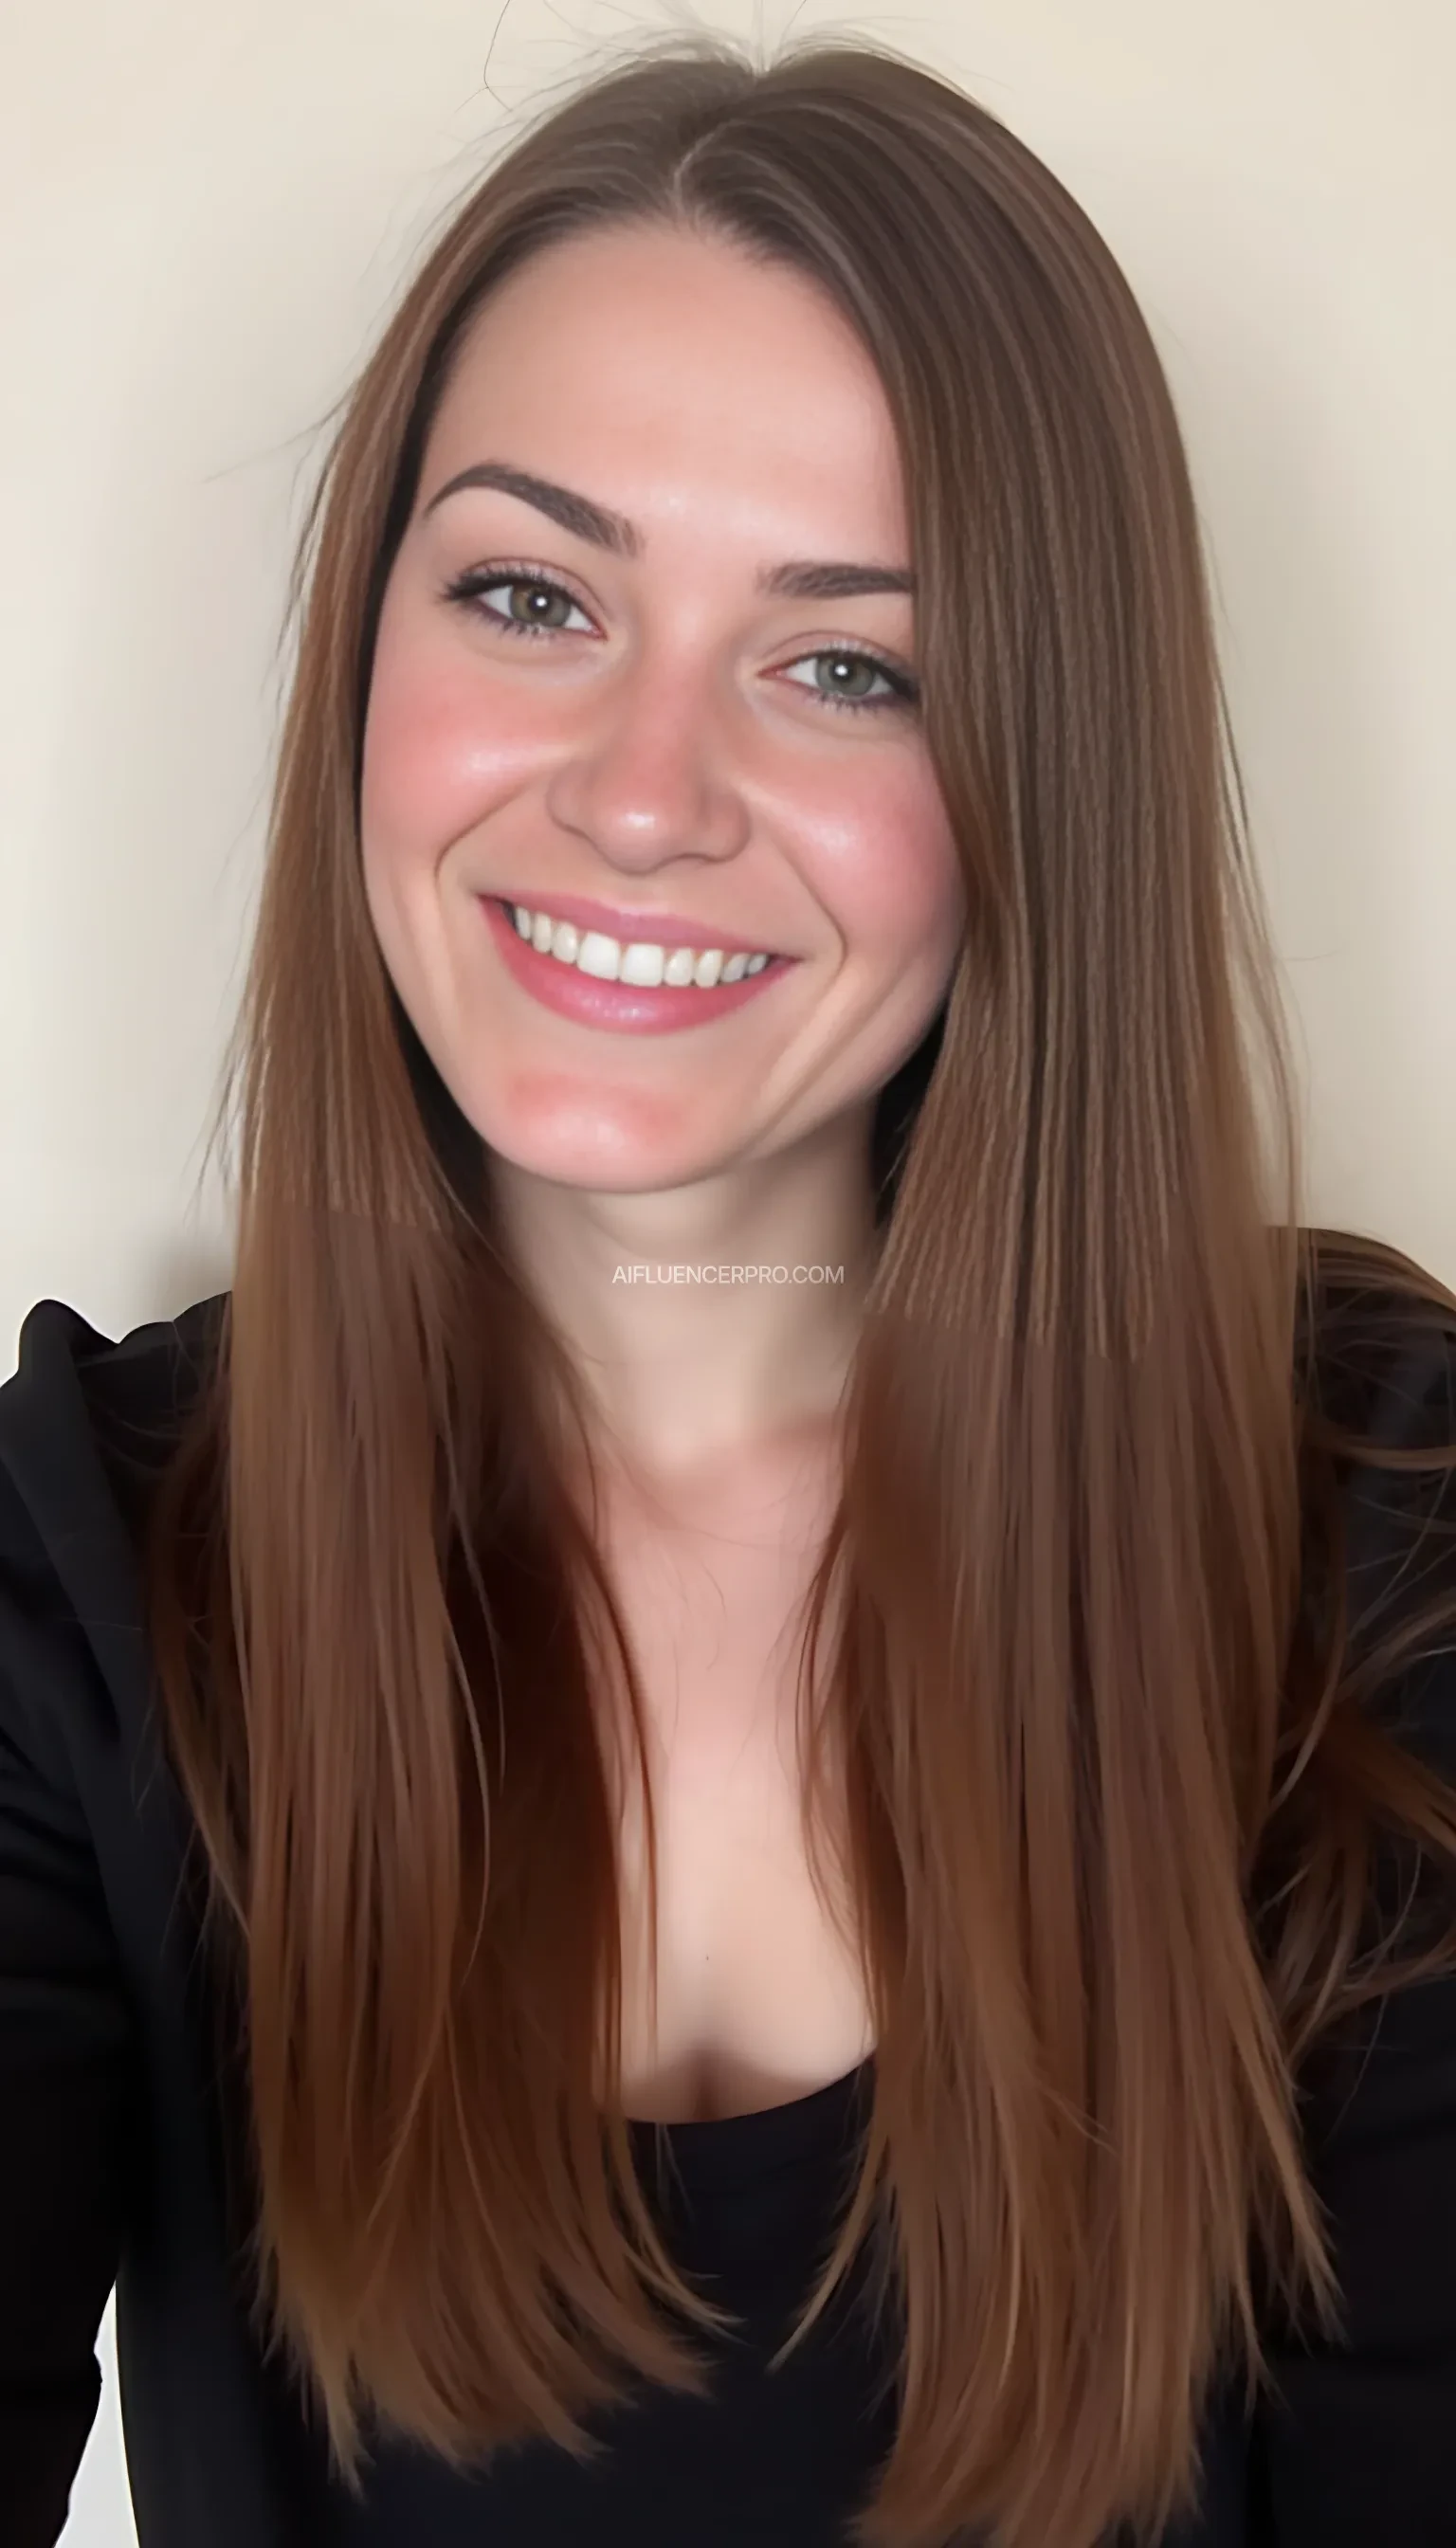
589;1462;875;2124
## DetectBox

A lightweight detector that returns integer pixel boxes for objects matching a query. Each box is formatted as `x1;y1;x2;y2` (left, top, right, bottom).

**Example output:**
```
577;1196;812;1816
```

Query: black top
334;2055;901;2547
2;1287;1455;2548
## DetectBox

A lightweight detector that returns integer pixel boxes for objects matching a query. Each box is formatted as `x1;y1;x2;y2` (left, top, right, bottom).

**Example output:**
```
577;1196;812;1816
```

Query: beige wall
1;4;1450;2539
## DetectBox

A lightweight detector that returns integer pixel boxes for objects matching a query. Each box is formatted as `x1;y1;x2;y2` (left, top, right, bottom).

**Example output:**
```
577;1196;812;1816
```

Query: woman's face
360;222;965;1195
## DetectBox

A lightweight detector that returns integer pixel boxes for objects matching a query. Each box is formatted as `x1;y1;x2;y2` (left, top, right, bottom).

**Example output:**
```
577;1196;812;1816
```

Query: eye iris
511;581;570;627
823;652;874;697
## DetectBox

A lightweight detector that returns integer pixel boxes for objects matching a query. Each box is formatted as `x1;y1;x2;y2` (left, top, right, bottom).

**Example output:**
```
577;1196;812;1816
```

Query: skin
359;221;966;1496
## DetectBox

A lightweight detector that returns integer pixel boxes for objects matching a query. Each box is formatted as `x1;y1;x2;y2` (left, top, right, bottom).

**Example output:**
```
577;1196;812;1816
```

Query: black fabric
333;2058;903;2548
1;1286;1455;2547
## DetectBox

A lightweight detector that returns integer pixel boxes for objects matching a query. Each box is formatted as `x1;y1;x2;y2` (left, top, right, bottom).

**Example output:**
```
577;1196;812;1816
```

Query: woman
2;29;1453;2548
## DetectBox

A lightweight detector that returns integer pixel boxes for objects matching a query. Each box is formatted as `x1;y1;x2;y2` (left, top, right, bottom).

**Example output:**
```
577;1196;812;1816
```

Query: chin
479;1124;710;1194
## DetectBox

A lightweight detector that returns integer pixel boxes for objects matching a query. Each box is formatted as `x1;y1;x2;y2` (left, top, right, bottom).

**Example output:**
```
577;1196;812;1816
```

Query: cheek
359;608;528;853
815;762;963;957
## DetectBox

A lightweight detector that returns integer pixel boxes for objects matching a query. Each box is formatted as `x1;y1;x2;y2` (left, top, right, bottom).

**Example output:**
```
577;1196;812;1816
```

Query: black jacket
2;1288;1455;2547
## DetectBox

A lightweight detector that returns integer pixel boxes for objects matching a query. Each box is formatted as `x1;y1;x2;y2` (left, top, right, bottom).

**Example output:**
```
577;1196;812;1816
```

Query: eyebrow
421;462;916;601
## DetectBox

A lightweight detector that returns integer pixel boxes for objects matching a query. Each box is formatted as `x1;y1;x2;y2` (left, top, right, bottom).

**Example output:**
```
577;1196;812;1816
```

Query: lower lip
479;898;796;1034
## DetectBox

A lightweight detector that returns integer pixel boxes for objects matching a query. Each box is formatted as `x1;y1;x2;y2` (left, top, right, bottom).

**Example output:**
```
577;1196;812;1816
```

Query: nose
542;649;752;880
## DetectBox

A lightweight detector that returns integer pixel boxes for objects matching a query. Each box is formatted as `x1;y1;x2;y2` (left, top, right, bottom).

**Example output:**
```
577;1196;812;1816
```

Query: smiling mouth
491;898;785;990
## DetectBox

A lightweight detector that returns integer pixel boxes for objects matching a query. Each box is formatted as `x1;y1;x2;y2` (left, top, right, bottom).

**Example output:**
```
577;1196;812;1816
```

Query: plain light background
1;2;1451;2539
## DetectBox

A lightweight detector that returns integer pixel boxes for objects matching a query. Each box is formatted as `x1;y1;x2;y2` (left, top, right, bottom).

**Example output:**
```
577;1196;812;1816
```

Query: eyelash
438;562;919;719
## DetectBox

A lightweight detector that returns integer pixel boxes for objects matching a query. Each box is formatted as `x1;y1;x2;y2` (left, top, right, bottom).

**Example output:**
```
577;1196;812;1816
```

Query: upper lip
483;889;787;958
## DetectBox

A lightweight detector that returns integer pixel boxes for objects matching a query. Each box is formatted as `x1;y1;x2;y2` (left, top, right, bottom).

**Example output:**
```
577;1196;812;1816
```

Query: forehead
420;224;909;555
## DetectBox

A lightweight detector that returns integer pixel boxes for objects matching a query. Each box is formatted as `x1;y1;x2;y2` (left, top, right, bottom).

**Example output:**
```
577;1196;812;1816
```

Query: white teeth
576;930;624;981
505;904;775;988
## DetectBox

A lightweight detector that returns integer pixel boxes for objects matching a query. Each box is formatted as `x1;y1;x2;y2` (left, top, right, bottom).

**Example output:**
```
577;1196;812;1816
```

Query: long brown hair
140;30;1456;2548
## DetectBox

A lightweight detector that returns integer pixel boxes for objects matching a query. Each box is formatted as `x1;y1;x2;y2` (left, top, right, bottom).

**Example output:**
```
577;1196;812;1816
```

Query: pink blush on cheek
810;772;962;955
360;663;533;853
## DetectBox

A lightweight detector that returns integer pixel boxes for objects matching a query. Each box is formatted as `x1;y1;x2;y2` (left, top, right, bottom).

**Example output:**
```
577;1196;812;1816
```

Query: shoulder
0;1287;227;1529
1303;1265;1456;1782
1284;1268;1456;2110
0;1287;228;1779
1302;1250;1456;1478
1;1286;227;1470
